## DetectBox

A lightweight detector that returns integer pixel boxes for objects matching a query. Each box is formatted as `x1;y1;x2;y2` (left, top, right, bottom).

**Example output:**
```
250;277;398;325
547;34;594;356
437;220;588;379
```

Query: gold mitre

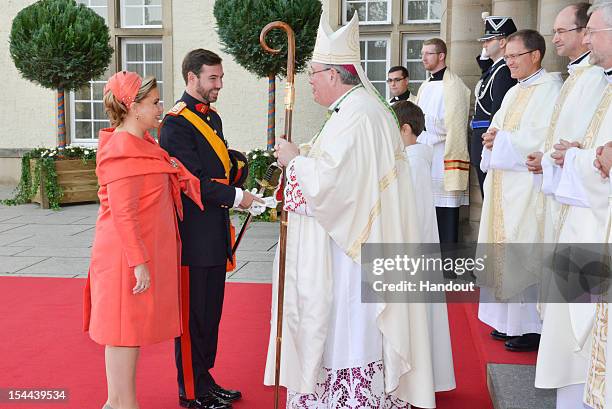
312;13;360;65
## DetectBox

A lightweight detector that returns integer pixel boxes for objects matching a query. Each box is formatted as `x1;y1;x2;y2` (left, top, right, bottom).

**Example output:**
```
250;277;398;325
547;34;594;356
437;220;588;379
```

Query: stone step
487;363;555;409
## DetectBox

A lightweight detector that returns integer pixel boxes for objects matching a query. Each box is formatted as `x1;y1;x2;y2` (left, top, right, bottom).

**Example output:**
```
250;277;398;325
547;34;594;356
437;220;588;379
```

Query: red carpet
0;277;535;409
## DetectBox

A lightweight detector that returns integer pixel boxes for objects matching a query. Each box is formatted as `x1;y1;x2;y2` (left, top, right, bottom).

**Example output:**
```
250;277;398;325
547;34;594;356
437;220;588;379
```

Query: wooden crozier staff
259;21;295;409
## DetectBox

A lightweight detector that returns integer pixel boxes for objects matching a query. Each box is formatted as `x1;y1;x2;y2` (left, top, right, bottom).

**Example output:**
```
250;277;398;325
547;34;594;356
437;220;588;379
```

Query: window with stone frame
402;34;439;94
71;0;111;143
336;0;441;98
343;0;392;24
120;0;162;28
360;37;390;98
403;0;441;23
122;39;164;102
77;0;108;23
70;0;166;144
121;38;163;138
70;79;110;142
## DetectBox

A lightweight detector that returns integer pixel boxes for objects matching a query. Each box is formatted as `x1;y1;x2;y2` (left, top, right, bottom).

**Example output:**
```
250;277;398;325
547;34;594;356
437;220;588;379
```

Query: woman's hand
133;263;151;294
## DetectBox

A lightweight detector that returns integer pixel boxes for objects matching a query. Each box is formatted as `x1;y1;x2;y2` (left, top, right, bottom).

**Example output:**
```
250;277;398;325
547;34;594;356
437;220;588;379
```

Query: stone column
492;0;538;30
442;0;492;242
538;0;577;73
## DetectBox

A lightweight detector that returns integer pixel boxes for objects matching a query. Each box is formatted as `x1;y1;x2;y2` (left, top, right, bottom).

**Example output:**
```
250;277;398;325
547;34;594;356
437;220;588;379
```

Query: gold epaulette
167;101;187;117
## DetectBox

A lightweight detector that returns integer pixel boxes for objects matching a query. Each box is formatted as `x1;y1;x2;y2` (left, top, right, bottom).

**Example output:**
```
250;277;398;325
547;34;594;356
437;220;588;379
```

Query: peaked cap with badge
479;14;517;41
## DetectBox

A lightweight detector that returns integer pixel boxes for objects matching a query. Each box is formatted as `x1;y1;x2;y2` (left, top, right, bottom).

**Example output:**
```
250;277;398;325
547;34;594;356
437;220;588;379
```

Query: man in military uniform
471;15;518;197
387;65;416;104
160;49;261;409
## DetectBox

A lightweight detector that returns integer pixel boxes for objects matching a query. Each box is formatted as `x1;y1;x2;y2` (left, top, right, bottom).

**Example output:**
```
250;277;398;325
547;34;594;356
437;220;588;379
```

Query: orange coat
84;129;202;346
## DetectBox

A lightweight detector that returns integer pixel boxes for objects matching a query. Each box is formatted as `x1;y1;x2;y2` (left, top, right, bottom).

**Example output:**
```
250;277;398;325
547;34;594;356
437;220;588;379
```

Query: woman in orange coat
83;71;203;409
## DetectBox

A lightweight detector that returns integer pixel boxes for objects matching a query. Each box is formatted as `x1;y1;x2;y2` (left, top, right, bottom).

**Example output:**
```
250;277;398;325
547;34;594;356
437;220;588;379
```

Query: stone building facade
0;0;588;237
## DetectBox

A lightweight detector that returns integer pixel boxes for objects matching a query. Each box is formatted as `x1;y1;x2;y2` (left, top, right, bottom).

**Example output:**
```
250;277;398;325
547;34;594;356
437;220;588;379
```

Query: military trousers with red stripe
175;264;227;399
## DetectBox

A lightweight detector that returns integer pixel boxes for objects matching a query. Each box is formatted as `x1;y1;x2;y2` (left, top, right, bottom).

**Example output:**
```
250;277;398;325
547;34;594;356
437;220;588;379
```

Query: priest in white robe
415;38;471;246
524;3;606;242
535;3;612;405
586;141;612;409
265;13;455;409
477;29;563;352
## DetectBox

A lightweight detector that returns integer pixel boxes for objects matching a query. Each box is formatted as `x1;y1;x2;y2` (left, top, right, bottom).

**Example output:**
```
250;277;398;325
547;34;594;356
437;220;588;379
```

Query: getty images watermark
370;253;481;292
361;243;612;304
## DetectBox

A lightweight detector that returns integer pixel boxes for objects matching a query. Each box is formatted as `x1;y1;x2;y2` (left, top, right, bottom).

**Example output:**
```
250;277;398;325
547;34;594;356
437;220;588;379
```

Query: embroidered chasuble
478;70;562;291
477;70;562;337
534;83;612;400
264;86;456;408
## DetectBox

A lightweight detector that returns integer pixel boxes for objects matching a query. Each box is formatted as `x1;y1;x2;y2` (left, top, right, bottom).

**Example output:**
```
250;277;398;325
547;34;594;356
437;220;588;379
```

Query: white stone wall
0;0;57;151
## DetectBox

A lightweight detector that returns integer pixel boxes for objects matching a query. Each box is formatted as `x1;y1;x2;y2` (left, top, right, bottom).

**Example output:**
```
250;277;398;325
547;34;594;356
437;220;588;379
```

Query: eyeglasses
551;26;585;35
386;77;407;84
504;50;535;62
420;52;441;58
584;27;612;37
307;67;332;78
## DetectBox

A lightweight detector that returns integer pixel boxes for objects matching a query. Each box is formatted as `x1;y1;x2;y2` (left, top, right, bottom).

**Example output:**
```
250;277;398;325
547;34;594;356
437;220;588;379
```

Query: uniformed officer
471;15;518;197
387;66;416;104
159;49;261;409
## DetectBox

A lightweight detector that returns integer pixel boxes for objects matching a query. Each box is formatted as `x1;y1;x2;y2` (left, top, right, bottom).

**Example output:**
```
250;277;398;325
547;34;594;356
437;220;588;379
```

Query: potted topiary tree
7;0;113;208
214;0;321;150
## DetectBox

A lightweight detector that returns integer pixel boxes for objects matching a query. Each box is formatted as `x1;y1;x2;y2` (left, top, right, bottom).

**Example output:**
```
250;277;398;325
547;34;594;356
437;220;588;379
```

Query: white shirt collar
567;51;591;75
493;56;505;65
518;68;544;88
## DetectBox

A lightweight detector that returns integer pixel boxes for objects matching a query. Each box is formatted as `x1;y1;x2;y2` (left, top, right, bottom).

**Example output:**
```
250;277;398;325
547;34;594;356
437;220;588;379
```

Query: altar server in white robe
392;100;438;242
415;38;471;245
265;13;456;409
525;2;607;243
392;100;456;393
535;4;612;407
477;29;563;352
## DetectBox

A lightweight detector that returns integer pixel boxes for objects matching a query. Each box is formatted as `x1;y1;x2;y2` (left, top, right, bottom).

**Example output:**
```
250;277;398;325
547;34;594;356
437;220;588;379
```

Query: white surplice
404;142;456;392
477;69;563;335
417;80;469;208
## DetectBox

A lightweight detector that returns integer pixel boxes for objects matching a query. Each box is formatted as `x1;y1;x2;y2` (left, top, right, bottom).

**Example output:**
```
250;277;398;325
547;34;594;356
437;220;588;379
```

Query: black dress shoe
504;333;541;352
210;383;242;402
179;394;232;409
490;329;511;341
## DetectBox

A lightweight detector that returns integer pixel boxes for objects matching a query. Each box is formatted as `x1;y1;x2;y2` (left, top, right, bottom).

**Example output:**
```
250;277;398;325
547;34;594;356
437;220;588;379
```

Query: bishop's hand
274;137;299;167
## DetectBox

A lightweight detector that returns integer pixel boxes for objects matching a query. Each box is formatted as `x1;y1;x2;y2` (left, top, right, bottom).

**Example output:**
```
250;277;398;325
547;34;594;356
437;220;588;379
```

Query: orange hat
104;71;142;107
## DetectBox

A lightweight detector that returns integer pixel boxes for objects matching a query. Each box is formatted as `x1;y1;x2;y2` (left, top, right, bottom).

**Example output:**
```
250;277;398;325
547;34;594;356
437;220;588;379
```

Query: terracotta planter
30;159;98;208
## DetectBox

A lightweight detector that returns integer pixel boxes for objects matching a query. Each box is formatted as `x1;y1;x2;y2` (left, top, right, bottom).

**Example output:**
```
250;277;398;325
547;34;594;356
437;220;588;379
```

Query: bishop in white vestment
265;14;455;409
